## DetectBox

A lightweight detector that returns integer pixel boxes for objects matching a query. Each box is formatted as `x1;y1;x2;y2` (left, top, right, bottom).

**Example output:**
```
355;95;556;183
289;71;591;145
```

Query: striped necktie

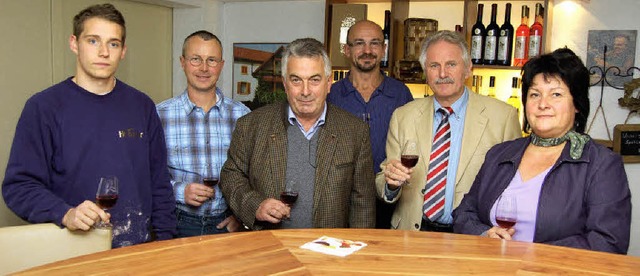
423;107;453;222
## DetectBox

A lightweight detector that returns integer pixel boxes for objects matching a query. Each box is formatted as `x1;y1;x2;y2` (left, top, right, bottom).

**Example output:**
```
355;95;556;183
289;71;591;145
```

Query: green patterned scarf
530;130;590;159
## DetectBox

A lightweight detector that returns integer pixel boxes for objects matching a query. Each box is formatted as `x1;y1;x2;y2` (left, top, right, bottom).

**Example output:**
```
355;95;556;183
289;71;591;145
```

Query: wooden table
17;229;640;275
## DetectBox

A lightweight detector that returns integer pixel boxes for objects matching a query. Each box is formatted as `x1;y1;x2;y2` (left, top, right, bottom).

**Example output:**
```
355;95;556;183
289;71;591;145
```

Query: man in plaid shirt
157;30;250;237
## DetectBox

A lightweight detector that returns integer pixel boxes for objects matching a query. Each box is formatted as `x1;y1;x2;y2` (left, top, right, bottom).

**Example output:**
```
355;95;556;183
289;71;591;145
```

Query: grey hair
281;38;331;78
418;30;471;71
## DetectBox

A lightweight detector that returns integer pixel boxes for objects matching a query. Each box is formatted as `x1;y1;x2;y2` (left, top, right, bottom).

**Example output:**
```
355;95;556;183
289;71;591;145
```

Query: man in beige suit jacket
221;38;376;230
375;31;521;232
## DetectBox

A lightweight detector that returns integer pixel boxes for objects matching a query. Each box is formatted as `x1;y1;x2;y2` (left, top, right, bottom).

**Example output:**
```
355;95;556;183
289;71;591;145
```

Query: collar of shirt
178;88;225;116
433;87;469;121
341;70;394;98
287;103;327;140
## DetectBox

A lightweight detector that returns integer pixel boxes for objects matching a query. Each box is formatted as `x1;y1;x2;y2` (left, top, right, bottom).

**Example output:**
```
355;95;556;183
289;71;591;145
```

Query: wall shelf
325;0;553;77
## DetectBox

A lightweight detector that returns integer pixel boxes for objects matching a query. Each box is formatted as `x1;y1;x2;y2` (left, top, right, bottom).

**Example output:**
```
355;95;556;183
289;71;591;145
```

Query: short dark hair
73;3;126;43
182;30;222;56
521;47;590;134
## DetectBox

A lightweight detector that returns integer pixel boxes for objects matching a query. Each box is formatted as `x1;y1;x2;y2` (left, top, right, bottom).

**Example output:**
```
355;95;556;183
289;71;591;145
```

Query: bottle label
529;35;541;57
514;36;526;59
383;38;389;61
471;36;483;60
497;36;509;60
484;36;497;60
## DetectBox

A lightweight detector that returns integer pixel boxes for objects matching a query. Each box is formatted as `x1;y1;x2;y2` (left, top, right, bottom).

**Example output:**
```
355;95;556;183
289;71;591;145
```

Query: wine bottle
470;4;485;65
514;5;530;66
381;10;391;68
487;76;496;98
528;3;544;59
506;77;523;126
472;75;482;94
483;4;499;65
455;24;463;34
497;3;514;66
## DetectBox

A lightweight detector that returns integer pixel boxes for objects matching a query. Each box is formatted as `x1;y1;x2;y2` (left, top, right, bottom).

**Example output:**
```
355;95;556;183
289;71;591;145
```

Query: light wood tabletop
17;228;640;275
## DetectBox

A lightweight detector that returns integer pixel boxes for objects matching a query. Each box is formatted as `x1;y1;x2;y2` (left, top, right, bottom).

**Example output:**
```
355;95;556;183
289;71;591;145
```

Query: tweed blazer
375;91;522;231
220;101;376;230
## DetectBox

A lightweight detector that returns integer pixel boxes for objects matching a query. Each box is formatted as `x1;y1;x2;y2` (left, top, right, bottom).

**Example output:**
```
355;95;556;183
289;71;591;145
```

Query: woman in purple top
453;48;631;254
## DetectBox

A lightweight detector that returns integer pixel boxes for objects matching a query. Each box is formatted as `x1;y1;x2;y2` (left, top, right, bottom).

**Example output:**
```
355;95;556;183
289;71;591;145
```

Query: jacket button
414;223;420;229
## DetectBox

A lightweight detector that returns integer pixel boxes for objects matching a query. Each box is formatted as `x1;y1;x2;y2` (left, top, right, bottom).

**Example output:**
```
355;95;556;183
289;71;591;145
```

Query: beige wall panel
52;0;173;103
0;0;52;226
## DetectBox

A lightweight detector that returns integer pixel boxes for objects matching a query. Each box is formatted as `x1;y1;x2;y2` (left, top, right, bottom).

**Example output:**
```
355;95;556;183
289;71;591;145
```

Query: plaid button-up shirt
157;89;250;216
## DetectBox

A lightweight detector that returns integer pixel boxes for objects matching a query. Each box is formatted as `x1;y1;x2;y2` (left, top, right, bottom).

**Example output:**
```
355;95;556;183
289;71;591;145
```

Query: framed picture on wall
232;43;288;107
586;30;637;87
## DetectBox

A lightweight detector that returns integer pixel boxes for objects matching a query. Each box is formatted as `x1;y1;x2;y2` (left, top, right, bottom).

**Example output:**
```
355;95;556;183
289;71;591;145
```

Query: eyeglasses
186;56;223;67
347;40;384;49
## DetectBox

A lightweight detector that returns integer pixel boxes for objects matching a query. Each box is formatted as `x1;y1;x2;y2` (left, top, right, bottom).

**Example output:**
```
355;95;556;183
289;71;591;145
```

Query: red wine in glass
495;217;516;228
401;155;419;168
203;178;218;187
95;176;118;229
96;194;118;210
280;191;299;206
399;140;419;186
495;195;517;229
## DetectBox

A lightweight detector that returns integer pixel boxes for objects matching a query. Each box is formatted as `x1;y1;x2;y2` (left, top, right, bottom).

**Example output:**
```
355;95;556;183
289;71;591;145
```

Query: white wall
169;0;324;98
171;0;223;96
549;0;640;256
219;1;325;98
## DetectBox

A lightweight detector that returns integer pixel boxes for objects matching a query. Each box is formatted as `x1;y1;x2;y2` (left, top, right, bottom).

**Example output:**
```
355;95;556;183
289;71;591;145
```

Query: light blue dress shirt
431;89;468;224
287;103;327;139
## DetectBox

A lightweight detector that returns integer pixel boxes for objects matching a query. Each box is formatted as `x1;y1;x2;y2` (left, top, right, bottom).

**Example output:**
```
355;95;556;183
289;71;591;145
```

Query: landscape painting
232;43;288;109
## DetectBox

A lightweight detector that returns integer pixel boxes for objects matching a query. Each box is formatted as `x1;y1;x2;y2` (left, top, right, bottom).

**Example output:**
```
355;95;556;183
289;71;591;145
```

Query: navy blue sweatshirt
2;77;176;247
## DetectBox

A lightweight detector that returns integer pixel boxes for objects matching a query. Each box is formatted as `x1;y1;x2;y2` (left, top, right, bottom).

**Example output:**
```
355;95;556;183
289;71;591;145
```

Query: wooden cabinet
324;0;553;73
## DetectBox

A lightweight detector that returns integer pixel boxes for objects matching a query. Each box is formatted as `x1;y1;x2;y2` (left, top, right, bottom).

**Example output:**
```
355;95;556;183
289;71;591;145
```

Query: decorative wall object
329;4;367;68
586;30;637;87
232;43;288;106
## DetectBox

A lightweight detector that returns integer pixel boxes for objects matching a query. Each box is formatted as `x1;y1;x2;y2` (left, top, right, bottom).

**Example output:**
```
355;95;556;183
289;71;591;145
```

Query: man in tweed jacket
220;38;376;230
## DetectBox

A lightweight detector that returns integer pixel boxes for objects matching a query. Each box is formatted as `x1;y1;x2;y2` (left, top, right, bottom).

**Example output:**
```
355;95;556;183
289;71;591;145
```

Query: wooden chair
0;223;111;274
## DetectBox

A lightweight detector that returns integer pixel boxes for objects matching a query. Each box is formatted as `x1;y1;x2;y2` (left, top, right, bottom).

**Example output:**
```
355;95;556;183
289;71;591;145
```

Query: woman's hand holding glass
486;195;517;240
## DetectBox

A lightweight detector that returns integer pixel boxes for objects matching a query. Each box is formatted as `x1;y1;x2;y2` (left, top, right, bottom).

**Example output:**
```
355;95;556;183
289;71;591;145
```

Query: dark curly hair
521;48;590;134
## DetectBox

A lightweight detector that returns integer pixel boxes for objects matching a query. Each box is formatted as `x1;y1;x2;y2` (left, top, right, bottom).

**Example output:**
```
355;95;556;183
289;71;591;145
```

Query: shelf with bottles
324;0;553;76
466;0;551;70
470;68;523;115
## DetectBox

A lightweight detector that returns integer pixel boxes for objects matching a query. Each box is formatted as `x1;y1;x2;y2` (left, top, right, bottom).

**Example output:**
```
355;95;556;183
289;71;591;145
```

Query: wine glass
400;140;419;186
95;176;119;229
495;195;517;229
280;182;298;221
280;187;299;207
202;164;221;201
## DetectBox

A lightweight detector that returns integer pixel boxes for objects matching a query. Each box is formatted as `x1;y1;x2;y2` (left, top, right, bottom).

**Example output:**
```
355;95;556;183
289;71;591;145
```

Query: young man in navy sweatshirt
2;3;176;248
